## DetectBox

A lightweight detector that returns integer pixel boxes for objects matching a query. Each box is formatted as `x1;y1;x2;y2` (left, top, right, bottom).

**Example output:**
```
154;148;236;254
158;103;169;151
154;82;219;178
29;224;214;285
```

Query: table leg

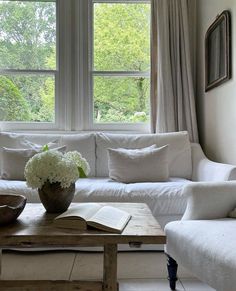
103;244;118;291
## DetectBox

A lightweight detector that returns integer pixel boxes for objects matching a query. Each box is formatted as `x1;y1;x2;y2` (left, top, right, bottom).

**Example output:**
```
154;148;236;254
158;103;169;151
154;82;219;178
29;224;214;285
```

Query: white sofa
1;131;236;229
165;181;236;291
1;131;236;281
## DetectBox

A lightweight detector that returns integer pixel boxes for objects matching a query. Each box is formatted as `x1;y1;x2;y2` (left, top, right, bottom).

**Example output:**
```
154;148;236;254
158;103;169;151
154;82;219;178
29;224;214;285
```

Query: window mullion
57;0;73;131
0;69;56;75
92;71;150;77
92;0;150;4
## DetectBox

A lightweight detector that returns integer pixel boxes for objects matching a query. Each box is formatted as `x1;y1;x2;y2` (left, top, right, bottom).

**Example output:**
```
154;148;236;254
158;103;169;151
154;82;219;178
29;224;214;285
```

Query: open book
54;203;131;233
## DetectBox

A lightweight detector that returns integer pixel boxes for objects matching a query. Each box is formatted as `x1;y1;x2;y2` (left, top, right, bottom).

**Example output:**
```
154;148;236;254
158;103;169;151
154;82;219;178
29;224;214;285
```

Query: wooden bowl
0;194;27;225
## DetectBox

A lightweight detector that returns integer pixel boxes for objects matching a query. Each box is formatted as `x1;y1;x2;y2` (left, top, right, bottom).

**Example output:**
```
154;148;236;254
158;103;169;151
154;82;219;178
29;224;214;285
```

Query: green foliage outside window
93;3;150;123
0;76;30;121
0;1;56;122
0;1;150;123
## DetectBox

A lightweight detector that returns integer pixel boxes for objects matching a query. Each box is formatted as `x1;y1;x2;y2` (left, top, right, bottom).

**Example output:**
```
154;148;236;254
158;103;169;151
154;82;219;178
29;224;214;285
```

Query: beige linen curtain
151;0;198;142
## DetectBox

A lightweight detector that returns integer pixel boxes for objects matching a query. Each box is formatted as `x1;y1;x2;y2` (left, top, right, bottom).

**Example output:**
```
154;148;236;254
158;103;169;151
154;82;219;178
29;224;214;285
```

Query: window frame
0;0;68;131
83;0;151;131
0;0;151;132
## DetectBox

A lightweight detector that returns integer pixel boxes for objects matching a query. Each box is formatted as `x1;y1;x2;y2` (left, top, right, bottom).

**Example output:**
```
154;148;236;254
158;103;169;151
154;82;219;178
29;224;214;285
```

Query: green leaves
94;3;150;71
78;167;87;178
0;76;30;121
42;144;49;152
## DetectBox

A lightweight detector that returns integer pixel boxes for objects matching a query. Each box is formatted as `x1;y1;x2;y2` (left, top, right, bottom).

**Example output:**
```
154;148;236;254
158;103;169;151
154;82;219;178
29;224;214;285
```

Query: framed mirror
205;10;231;92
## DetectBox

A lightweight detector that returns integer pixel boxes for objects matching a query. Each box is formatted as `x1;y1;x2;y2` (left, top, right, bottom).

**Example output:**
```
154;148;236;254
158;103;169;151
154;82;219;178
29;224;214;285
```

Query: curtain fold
151;0;198;142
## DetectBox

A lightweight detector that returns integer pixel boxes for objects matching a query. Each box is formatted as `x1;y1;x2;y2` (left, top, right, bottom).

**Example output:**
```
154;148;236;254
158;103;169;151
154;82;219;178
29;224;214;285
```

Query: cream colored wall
197;0;236;164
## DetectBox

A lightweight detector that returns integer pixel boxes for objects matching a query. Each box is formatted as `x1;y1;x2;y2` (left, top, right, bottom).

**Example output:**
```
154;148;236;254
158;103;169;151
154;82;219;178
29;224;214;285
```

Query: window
0;0;57;126
88;0;151;130
0;0;151;132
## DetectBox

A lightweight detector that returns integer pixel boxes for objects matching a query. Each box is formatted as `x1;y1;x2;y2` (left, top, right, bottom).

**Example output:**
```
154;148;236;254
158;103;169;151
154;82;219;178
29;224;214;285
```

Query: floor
119;279;215;291
1;251;215;290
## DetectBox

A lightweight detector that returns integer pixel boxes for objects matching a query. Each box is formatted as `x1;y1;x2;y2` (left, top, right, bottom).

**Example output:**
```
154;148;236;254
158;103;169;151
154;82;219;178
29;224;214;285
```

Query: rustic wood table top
0;202;166;291
0;202;166;248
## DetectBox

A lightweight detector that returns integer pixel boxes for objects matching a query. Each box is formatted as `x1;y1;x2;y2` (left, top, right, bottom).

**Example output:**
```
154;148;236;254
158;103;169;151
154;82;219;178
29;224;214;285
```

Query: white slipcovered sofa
1;130;236;229
1;131;236;281
165;181;236;291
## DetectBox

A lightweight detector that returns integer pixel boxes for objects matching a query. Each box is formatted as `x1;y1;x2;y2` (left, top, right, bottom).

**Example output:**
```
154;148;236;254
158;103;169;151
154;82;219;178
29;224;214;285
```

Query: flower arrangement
24;150;90;189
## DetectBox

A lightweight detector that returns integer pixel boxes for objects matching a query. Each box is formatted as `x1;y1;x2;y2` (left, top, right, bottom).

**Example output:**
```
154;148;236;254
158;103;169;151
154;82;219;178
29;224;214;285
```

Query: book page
55;203;102;221
87;206;131;233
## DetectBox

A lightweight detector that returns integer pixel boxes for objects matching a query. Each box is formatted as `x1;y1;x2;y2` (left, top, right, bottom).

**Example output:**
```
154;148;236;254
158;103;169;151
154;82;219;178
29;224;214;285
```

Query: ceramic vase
38;181;75;213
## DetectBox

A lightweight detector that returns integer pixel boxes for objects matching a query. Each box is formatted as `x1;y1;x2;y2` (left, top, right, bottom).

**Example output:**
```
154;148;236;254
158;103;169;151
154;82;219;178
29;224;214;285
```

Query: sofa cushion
60;134;96;177
0;177;191;217
74;177;190;217
165;219;236;291
0;180;39;202
108;145;169;183
0;132;60;149
96;131;192;179
0;132;96;177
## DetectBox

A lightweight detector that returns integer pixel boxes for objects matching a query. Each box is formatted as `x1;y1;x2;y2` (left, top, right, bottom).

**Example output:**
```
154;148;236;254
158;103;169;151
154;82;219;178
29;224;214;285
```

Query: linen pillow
108;145;169;183
21;138;61;151
0;133;62;174
1;145;66;181
96;131;192;179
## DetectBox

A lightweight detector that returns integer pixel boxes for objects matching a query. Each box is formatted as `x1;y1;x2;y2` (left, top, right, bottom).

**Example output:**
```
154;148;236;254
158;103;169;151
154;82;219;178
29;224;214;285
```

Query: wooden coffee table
0;202;166;291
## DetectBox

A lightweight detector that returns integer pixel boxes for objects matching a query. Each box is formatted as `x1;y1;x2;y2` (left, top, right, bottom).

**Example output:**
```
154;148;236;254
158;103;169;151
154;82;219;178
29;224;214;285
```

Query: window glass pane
93;76;150;123
0;1;56;70
0;74;55;122
94;3;150;71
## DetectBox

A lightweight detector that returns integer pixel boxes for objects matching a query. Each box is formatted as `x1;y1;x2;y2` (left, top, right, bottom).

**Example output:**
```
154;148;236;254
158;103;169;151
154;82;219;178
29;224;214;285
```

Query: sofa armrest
191;143;236;181
182;181;236;220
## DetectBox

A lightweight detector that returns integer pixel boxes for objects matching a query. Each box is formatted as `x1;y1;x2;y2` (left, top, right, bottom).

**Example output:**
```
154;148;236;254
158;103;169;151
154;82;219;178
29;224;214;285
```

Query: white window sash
0;0;63;131
82;0;150;131
92;0;150;3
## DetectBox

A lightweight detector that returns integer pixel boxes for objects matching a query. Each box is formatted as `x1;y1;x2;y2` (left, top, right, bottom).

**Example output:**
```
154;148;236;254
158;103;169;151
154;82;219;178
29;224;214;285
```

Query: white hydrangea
24;150;90;190
65;151;90;176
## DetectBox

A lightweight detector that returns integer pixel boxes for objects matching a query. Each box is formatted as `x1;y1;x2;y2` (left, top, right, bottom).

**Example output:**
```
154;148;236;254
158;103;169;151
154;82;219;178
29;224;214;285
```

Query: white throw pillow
21;138;61;151
108;145;169;183
96;131;192;179
1;146;66;181
0;133;62;176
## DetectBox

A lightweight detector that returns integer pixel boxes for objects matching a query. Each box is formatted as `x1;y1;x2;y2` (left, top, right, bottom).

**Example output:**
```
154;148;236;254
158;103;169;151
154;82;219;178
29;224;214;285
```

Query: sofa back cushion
60;134;95;177
0;132;96;178
96;131;192;179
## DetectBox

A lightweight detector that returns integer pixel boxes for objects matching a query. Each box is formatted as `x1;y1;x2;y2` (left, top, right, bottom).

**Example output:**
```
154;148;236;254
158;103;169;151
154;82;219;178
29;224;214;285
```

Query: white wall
197;0;236;164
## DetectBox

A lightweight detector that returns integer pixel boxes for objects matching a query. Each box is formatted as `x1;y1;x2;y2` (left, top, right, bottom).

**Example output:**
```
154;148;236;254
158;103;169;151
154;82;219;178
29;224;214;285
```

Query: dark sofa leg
166;254;178;290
